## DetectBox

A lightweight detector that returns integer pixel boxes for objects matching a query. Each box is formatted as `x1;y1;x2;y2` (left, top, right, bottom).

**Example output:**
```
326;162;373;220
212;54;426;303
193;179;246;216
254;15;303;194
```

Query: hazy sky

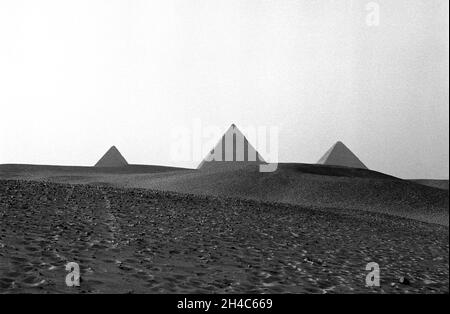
0;0;448;179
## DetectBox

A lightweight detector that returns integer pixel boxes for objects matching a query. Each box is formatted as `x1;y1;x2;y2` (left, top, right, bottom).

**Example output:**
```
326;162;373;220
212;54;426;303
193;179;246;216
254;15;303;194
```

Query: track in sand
0;180;448;293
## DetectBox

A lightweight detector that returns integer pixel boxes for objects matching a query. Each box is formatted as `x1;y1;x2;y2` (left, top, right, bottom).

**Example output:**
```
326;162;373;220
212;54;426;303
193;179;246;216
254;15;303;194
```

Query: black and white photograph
0;0;448;301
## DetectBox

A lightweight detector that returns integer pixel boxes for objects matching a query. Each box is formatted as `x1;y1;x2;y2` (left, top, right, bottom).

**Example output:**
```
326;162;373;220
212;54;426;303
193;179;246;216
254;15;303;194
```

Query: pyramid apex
197;124;265;169
317;141;368;169
95;145;128;167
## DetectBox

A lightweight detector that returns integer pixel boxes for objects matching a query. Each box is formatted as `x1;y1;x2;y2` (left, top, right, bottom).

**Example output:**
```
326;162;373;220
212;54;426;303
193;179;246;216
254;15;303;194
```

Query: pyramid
317;141;368;169
95;146;129;167
197;124;265;170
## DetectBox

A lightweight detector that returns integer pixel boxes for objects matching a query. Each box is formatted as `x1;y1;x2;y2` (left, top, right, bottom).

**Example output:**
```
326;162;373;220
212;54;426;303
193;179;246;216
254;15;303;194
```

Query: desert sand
0;162;448;294
411;179;449;191
0;179;448;293
1;163;446;225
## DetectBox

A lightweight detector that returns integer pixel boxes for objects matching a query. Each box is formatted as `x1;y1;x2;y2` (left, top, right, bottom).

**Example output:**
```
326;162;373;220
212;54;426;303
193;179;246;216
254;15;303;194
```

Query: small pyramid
317;141;368;169
197;124;265;170
95;146;129;167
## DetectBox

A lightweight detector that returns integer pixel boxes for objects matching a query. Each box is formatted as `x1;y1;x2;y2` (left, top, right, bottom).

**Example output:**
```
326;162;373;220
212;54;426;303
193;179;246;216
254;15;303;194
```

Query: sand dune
113;164;449;226
0;163;447;226
0;179;448;293
0;164;188;184
411;180;449;191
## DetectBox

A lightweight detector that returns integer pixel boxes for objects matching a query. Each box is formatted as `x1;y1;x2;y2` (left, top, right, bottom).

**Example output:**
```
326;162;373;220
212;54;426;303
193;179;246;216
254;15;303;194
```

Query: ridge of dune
121;164;449;226
0;163;447;226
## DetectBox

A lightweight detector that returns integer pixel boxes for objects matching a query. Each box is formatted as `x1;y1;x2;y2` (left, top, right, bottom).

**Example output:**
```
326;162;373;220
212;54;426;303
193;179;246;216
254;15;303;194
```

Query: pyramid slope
197;124;265;170
317;141;368;169
95;146;129;167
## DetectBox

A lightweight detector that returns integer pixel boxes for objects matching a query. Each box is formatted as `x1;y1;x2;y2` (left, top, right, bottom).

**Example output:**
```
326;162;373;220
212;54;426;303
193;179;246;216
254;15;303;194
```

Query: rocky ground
0;179;448;293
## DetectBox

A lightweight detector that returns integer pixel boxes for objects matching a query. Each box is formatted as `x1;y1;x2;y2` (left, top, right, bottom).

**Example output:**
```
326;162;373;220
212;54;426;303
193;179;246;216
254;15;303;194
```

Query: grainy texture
0;180;448;294
1;163;447;226
411;180;449;191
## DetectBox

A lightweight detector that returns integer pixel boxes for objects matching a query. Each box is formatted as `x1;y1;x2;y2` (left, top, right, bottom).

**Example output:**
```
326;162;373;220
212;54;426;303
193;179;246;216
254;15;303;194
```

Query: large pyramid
197;124;265;170
95;146;129;167
317;141;368;169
